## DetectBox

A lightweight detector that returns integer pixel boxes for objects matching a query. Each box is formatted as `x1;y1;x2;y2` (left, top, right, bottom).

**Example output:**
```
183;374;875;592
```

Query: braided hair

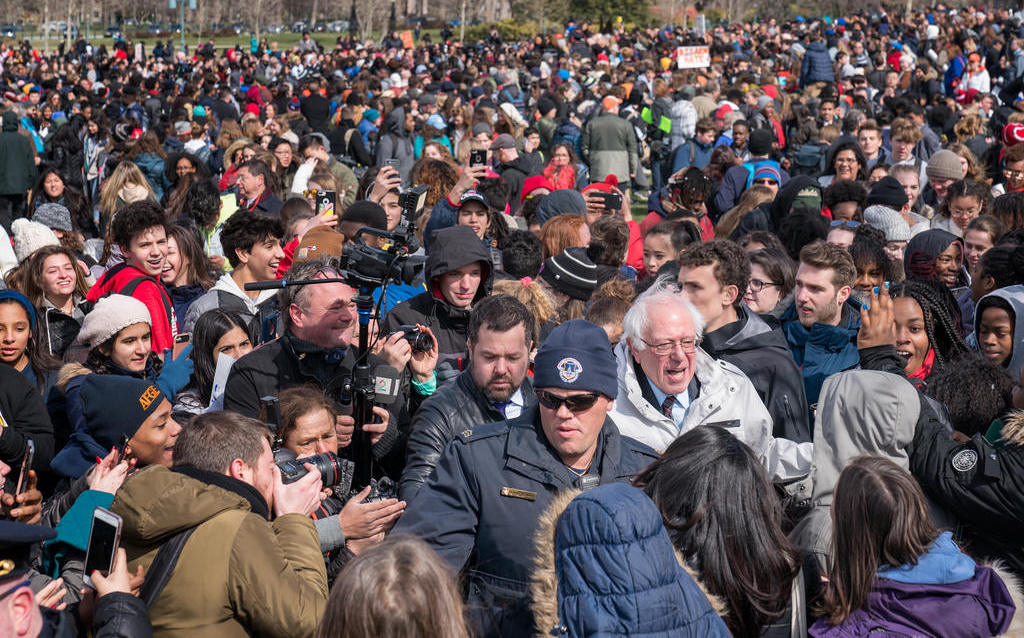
890;279;971;370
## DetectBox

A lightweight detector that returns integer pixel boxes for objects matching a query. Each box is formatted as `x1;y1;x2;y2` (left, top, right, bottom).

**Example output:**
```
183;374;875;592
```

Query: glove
156;345;193;398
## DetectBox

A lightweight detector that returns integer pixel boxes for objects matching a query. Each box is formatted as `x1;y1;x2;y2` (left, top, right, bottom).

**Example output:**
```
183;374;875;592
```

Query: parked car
327;20;349;32
291;21;307;33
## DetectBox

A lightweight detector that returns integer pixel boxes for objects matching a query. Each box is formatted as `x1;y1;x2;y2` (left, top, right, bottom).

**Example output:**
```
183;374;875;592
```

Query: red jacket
87;263;177;353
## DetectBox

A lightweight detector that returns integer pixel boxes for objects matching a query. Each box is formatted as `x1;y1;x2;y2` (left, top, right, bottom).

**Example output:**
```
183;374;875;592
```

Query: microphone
244;280;287;291
372;365;402;405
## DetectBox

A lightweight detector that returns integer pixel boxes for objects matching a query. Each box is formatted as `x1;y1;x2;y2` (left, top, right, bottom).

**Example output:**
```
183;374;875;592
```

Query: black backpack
790;143;827;177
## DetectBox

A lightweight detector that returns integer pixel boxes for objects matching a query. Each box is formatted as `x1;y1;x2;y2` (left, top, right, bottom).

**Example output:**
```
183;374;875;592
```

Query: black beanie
748;129;773;156
866;176;909;209
540;246;598;301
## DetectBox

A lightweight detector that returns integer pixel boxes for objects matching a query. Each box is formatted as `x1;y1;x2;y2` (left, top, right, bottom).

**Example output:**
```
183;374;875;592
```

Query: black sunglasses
535;390;601;412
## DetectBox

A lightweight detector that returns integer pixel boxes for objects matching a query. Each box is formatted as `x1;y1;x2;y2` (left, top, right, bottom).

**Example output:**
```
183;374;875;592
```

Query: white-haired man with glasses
609;280;813;481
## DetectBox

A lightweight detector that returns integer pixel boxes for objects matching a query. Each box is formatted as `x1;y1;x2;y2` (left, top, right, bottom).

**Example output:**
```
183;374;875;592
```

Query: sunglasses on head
830;220;860;229
535;390;601;412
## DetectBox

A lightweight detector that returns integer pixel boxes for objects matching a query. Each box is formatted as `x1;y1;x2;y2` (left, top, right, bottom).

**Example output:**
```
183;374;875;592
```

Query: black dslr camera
261;396;353;492
390;325;432;353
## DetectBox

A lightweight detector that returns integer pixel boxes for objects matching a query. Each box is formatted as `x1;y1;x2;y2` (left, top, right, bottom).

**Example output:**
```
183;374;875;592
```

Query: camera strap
139;525;198;610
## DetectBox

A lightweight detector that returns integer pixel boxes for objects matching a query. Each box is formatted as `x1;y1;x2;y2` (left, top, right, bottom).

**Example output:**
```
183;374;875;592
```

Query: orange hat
601;95;621;110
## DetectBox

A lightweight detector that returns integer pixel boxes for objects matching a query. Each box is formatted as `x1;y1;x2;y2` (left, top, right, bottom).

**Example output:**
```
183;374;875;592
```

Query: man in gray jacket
608;281;812;481
581;95;638;185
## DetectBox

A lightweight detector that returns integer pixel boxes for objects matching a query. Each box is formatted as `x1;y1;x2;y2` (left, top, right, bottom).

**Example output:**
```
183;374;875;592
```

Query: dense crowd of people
1;4;1024;636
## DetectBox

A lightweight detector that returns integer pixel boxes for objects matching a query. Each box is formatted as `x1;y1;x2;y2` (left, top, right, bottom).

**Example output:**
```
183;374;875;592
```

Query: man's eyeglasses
830;220;861;229
753;178;777;186
536;390;601;412
748;278;782;292
1003;169;1024;181
640;338;700;356
0;579;30;603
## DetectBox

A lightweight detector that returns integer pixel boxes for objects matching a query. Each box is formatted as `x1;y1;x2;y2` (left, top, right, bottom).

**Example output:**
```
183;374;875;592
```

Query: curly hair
677;239;751;310
890;279;970;370
924;355;1015;436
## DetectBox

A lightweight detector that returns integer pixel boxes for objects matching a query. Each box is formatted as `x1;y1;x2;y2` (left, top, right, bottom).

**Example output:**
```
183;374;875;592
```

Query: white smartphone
83;507;122;589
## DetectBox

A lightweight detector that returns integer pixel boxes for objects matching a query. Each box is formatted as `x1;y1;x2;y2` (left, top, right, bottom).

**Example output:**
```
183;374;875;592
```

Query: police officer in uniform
394;319;657;638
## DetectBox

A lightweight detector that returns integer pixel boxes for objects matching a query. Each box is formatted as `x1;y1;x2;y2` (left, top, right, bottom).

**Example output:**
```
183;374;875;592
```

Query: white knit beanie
75;294;152;349
12;218;59;262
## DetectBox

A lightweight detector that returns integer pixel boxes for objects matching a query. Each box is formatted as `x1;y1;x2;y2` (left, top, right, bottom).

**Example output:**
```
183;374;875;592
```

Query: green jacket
112;465;327;638
0;111;37;194
580;111;638;184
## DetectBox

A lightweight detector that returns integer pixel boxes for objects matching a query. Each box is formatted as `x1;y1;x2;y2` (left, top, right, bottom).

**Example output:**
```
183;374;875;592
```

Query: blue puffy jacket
801;42;835;87
781;297;863;410
531;483;730;638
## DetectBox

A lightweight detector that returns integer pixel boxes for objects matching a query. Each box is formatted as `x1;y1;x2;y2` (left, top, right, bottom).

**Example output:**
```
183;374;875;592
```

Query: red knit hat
521;175;555;202
581;174;619;193
1003;123;1024;148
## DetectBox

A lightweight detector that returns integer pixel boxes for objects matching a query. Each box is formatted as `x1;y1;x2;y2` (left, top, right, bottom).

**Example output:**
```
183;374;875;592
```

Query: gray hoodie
974;285;1024;381
790;370;920;570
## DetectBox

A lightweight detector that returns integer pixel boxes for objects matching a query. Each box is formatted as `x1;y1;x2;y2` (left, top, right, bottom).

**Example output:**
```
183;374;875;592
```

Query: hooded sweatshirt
974;284;1024;380
182;272;279;338
384;226;492;382
374;106;415;182
790;370;920;571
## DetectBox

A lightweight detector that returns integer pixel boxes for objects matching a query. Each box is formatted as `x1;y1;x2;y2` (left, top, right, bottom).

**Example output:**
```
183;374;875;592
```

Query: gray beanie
76;294;151;349
925;150;965;182
33;202;74;233
863;205;912;243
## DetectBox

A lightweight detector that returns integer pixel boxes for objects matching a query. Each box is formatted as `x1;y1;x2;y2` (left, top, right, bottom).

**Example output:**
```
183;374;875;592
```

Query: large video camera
245;185;431;498
336;185;429;289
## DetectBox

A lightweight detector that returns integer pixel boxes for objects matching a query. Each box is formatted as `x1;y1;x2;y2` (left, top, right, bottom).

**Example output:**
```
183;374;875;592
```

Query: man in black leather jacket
399;295;537;502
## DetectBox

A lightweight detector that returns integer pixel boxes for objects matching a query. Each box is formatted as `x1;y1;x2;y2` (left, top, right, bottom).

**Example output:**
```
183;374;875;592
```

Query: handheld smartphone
315;190;337;218
115;433;130;465
384;158;400;169
83;507;122;589
173;333;191;359
469;149;487;167
598;191;623;212
14;440;34;496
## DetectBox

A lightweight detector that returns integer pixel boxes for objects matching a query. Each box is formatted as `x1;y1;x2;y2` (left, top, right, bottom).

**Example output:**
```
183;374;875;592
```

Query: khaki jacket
112;465;327;638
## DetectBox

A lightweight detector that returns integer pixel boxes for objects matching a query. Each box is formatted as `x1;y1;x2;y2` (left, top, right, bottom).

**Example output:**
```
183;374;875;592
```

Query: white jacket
609;341;813;481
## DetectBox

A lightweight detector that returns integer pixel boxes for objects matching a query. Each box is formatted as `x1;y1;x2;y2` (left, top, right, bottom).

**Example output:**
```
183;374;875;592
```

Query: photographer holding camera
111;411;329;637
277;386;405;583
223;257;398;464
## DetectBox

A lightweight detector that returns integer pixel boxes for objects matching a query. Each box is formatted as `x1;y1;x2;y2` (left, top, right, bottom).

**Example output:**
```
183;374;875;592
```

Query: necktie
661;395;675;418
494;401;511;418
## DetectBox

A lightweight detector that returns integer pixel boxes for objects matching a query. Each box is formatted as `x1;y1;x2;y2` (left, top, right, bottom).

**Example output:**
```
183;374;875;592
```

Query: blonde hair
98;162;156;227
715;185;775;239
492;279;557;338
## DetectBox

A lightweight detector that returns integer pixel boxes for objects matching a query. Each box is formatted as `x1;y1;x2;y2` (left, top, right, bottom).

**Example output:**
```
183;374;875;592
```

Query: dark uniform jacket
393;408;657;638
399;369;535;501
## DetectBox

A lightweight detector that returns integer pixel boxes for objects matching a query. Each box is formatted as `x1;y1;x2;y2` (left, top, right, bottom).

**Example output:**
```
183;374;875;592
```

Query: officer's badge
557;357;582;383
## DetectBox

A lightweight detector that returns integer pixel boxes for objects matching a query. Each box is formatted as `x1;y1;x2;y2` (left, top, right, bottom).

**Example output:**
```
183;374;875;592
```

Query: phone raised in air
315;190;337;218
598;191;622;212
14;440;34;496
469;149;487;167
83;507;122;589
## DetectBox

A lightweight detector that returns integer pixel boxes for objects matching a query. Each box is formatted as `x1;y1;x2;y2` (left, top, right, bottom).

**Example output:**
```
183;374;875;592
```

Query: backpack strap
139;525;198;610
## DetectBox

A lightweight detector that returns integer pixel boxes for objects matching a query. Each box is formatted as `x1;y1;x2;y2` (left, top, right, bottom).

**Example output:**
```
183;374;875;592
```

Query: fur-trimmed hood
530;484;729;638
998;410;1024;448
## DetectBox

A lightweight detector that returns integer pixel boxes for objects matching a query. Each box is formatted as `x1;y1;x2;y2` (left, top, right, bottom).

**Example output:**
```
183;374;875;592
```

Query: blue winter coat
781;297;862;409
393;410;658;638
801;42;835;87
532;483;730;638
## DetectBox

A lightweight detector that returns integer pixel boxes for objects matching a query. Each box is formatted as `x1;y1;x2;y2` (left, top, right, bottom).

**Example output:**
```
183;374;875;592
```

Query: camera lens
300;452;345;488
411;332;432;352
